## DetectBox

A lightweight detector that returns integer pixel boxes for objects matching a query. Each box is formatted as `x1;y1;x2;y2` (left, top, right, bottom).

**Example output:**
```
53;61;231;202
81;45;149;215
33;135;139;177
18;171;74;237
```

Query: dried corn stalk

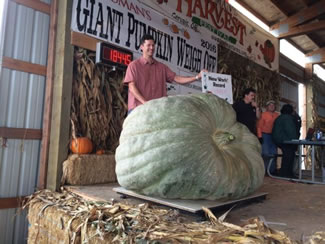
310;77;325;168
71;48;127;152
311;77;325;130
218;46;281;108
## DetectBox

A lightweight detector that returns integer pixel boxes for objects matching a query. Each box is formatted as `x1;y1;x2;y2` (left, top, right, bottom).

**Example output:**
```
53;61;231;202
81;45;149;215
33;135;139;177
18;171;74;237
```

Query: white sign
202;72;233;104
71;0;217;74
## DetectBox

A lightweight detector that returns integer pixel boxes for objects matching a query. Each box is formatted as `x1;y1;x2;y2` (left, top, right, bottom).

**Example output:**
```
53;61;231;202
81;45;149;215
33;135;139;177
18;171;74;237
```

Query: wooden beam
39;0;58;190
306;47;325;64
71;31;97;51
46;0;74;191
279;66;304;83
300;0;312;7
235;0;271;26
11;0;50;14
0;127;42;140
269;0;290;16
2;57;47;76
0;197;25;209
275;20;325;39
280;97;297;105
279;54;305;83
270;0;325;31
305;63;313;80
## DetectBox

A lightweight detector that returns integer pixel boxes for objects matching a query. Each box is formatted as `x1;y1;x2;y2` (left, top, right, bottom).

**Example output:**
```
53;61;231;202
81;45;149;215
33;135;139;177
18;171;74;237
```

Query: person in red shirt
124;34;207;112
257;100;279;174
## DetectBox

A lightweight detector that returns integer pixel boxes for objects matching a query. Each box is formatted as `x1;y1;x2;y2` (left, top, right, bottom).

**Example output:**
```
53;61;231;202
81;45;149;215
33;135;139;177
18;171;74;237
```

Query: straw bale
62;154;116;185
81;227;114;243
25;189;298;244
28;201;82;244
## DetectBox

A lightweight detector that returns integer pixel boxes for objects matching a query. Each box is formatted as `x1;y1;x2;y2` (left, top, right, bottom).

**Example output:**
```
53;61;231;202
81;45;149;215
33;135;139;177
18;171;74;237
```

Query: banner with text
71;0;218;75
139;0;279;71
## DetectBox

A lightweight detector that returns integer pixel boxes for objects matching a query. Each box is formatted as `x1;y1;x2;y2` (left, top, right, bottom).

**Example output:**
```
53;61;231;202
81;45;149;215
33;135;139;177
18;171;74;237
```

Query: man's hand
258;137;263;144
196;69;208;80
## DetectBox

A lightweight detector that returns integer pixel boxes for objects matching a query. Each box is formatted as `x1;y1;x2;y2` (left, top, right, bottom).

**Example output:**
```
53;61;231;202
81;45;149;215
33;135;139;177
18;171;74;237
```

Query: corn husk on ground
23;189;302;243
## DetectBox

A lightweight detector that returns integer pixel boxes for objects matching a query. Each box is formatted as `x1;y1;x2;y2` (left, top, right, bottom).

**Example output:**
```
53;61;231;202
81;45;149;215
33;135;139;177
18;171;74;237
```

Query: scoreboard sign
96;42;133;68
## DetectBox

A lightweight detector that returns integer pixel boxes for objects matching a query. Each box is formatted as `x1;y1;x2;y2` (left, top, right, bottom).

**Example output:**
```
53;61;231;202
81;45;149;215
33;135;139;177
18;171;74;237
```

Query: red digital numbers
101;45;132;66
109;49;131;65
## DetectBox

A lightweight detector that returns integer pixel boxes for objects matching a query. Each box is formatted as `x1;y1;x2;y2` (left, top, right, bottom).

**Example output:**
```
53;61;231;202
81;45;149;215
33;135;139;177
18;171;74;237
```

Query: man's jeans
262;133;277;173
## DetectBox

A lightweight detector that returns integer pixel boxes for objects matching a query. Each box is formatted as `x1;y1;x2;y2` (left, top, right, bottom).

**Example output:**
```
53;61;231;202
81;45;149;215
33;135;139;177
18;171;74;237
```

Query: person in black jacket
272;104;299;178
233;88;261;136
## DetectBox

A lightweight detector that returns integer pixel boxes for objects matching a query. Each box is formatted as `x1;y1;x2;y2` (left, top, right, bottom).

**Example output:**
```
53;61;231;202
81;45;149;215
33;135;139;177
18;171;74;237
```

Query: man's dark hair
280;104;294;114
140;34;155;45
243;87;256;97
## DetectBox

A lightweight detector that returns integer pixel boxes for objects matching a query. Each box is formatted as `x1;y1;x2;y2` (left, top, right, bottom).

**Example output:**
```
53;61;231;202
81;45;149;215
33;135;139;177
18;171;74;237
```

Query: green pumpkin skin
116;94;264;200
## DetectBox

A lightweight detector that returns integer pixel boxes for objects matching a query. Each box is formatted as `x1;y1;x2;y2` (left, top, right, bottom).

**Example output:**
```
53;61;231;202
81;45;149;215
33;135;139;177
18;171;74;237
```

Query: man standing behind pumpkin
124;34;207;113
233;88;261;136
257;100;279;174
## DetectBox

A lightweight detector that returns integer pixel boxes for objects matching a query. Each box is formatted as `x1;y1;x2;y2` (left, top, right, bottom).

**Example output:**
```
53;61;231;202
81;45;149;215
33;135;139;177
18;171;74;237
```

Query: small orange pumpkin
96;149;105;155
70;137;93;154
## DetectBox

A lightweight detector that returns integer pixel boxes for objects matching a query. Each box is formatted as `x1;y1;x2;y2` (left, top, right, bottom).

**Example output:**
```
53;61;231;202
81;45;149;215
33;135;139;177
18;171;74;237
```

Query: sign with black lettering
202;72;233;104
71;0;217;75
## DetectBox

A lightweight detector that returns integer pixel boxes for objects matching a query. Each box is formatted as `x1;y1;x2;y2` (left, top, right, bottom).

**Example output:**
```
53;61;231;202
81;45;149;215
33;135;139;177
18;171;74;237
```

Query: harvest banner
139;0;279;71
71;0;218;75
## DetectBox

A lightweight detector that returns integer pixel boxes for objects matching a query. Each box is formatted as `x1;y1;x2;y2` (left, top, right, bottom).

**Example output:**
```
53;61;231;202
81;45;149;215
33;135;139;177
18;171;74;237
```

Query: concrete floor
66;176;325;242
227;177;325;242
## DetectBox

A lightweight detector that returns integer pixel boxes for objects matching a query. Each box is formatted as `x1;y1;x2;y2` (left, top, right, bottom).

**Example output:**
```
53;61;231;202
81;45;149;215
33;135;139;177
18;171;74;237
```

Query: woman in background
272;104;299;178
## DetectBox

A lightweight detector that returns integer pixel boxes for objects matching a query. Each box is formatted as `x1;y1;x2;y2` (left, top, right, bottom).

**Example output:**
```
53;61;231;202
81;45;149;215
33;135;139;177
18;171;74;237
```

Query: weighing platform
113;187;267;214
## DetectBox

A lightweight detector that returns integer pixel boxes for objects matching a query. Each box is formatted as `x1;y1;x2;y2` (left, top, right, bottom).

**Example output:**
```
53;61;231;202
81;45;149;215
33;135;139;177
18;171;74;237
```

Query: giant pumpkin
116;94;264;200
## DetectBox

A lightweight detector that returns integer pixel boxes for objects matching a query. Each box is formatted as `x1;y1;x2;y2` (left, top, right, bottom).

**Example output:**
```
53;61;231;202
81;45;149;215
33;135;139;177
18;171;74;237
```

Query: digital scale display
96;42;133;67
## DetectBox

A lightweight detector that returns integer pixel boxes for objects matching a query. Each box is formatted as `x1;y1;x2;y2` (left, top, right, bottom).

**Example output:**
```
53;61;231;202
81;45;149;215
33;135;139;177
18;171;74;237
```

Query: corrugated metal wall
0;0;50;242
279;54;300;111
280;76;299;104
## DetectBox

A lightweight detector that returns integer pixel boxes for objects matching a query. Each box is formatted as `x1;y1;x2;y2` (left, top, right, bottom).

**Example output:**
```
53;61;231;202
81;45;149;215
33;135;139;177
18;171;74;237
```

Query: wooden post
305;63;313;80
38;0;59;190
46;0;74;191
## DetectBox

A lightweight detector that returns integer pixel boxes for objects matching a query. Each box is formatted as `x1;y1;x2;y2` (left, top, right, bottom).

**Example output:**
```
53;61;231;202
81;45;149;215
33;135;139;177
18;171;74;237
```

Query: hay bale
81;227;114;243
62;154;116;185
28;201;82;243
26;190;297;244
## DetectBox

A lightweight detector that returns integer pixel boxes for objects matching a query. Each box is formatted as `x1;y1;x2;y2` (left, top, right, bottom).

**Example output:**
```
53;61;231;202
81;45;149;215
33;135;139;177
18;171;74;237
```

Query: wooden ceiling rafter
269;0;291;16
300;0;313;6
276;20;325;39
270;0;325;31
305;47;325;64
234;0;271;26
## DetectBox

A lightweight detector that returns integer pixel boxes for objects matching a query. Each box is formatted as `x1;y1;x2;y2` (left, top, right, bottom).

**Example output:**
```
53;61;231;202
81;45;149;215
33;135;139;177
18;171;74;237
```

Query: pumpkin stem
212;131;235;146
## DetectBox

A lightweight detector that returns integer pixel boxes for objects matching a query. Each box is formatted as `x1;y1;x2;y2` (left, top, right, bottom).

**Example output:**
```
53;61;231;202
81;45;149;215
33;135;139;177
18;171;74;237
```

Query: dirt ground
66;176;325;243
